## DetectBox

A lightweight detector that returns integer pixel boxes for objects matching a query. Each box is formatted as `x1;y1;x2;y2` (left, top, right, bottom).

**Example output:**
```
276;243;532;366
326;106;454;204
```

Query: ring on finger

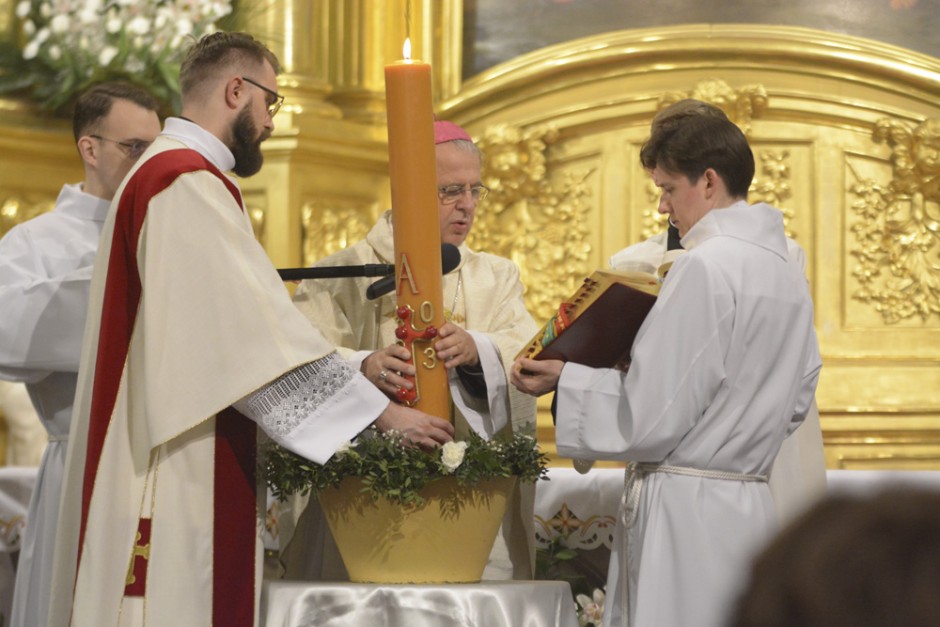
379;370;388;381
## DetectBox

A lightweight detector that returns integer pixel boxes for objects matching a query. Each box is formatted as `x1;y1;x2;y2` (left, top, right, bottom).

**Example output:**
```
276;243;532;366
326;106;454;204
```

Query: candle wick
405;0;411;42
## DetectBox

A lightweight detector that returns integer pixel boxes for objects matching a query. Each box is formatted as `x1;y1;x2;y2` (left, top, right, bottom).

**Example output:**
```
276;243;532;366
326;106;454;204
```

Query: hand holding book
516;269;661;371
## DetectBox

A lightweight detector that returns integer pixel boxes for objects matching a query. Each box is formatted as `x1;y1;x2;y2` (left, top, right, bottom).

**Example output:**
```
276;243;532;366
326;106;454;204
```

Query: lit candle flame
403;38;412;62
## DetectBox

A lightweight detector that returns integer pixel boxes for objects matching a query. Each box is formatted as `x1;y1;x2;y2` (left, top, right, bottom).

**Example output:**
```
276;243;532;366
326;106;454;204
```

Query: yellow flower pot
318;475;515;583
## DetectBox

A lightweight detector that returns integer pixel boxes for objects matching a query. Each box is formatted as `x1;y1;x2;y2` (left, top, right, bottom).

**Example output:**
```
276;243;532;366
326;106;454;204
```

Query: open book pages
517;269;661;370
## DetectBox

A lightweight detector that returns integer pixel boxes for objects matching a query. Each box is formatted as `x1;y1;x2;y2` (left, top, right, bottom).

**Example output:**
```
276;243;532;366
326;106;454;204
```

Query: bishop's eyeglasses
438;183;490;204
242;76;285;117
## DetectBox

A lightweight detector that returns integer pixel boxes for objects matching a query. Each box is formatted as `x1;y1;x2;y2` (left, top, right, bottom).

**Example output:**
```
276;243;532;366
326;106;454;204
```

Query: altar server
0;82;161;627
512;101;821;627
47;32;452;627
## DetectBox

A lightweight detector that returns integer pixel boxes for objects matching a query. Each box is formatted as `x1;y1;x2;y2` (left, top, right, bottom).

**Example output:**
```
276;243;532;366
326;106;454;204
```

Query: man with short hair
47;32;452;627
288;120;539;580
513;101;821;627
0;81;161;627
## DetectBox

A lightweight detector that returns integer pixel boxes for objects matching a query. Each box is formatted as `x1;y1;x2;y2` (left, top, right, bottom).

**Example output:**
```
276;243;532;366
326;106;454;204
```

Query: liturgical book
518;270;661;370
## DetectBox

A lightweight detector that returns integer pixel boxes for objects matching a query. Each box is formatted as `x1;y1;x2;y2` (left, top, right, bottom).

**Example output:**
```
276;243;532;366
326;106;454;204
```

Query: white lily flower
49;13;69;34
23;40;40;60
97;45;118;66
127;16;149;36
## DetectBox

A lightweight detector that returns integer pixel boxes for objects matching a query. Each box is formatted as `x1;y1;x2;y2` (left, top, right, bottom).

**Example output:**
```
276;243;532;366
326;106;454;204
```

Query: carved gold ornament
1;194;54;238
850;117;940;324
302;201;374;266
472;124;596;321
660;79;768;136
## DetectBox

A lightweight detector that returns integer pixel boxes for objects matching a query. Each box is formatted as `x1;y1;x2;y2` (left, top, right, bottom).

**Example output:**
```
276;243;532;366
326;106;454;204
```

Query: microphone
366;243;461;300
666;221;683;251
277;263;394;281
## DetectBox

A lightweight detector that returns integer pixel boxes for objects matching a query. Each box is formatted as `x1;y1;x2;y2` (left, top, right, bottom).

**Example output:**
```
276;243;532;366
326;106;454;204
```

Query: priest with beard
46;32;453;627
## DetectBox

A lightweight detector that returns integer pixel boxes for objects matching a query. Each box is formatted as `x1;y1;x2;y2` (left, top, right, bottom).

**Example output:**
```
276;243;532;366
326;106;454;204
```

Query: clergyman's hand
373;403;454;449
435;322;479;370
511;357;564;397
362;344;415;400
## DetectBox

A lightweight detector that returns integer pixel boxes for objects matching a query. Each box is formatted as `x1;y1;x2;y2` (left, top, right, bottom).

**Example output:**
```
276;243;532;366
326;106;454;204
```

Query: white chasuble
49;136;381;627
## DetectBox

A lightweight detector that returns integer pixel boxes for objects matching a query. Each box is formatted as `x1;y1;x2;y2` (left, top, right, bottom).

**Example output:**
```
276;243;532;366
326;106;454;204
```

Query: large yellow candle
384;43;450;421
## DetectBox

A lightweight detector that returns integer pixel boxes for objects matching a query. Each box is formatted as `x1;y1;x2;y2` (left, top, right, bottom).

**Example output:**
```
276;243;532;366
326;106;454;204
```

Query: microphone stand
276;264;394;281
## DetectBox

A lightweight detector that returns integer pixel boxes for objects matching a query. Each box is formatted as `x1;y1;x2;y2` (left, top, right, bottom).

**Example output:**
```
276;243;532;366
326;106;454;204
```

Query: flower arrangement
0;0;234;113
261;427;549;507
576;587;606;627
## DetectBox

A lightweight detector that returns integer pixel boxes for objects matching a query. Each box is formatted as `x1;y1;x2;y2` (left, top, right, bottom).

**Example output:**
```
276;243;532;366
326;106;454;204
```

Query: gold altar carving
2;6;940;469
1;193;54;239
660;79;768;136
472;124;595;321
439;25;940;469
302;199;377;264
848;117;940;324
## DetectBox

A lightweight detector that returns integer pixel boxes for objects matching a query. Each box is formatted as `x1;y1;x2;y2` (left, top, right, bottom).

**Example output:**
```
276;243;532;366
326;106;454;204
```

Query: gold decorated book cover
518;270;660;370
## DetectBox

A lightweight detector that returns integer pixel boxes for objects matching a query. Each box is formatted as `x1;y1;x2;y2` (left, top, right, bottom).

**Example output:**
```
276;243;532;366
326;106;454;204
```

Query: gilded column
251;0;341;120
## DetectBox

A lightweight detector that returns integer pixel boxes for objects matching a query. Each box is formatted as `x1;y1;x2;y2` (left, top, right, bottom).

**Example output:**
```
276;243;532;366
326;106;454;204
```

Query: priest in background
285;120;539;581
512;101;821;627
47;32;452;627
608;100;827;524
0;82;161;627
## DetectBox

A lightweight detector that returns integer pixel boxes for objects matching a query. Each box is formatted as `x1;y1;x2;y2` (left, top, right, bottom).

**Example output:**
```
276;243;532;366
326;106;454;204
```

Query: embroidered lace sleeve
233;353;357;438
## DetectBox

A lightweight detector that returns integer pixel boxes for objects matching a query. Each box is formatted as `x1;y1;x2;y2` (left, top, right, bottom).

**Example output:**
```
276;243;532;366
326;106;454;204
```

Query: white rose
23;20;35;36
15;1;30;19
440;441;468;473
335;441;353;457
105;17;121;33
47;44;61;60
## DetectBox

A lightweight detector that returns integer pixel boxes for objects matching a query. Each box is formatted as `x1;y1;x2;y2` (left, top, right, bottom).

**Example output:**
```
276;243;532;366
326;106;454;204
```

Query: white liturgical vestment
0;183;110;627
609;229;827;523
47;119;389;627
556;202;821;627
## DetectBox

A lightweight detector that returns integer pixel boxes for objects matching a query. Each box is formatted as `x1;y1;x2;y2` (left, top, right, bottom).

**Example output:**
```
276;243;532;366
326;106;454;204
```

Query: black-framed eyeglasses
242;76;285;117
89;135;151;159
438;183;490;204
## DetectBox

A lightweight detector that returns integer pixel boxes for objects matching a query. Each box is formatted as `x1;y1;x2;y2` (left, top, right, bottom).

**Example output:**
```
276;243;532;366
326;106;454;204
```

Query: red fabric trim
77;149;245;602
213;408;257;626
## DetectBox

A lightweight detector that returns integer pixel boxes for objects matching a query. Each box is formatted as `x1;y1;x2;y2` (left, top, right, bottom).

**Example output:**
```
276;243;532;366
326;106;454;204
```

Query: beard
230;104;266;177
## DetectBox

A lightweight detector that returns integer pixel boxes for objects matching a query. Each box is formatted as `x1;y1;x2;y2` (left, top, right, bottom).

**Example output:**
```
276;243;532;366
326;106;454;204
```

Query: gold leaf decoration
472;124;595;322
751;150;796;239
248;206;266;243
849;117;940;324
302;201;375;266
1;194;55;238
660;79;768;135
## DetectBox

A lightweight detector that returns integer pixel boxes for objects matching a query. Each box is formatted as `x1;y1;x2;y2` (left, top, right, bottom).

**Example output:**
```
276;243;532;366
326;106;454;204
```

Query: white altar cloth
261;580;579;627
